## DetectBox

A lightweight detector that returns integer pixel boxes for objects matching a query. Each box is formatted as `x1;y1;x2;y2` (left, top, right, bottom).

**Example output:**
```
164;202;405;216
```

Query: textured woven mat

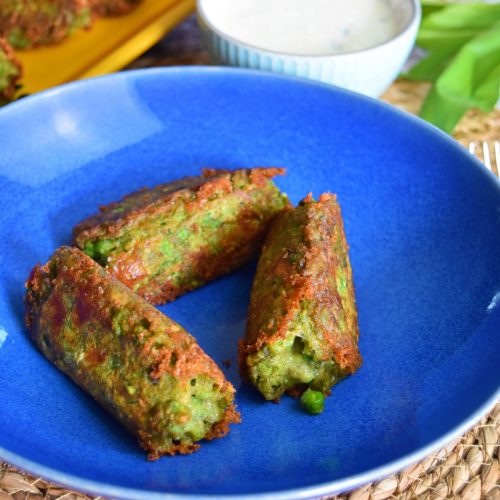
1;16;499;500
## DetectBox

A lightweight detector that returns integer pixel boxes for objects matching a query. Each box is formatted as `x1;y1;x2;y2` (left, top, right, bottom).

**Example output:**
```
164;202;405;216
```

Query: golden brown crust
73;168;286;244
241;193;362;379
25;246;240;459
204;404;241;440
89;0;141;16
73;168;289;305
137;238;260;305
0;0;91;49
73;176;206;240
0;37;22;100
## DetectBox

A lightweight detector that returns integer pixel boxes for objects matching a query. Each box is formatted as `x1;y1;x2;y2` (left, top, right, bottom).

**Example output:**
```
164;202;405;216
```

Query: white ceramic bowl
197;0;421;98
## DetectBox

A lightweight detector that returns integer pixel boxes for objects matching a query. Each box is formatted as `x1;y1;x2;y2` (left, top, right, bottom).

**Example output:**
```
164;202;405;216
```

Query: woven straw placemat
1;17;499;500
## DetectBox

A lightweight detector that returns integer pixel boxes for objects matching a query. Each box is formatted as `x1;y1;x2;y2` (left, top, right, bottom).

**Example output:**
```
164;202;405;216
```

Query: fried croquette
240;193;362;401
89;0;142;16
0;0;91;49
73;168;290;305
0;37;21;101
25;246;240;460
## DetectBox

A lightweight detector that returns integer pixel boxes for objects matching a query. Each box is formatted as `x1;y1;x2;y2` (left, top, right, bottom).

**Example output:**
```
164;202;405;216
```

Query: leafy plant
403;1;500;133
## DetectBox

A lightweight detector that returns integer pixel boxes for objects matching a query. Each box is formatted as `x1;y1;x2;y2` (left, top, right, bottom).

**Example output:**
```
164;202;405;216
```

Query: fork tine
482;141;492;172
469;141;500;178
495;141;500;177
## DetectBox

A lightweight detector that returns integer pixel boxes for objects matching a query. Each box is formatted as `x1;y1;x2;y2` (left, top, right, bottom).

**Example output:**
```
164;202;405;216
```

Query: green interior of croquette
82;185;288;287
107;310;231;448
58;300;232;450
246;308;343;401
81;342;230;448
148;374;230;447
82;199;246;268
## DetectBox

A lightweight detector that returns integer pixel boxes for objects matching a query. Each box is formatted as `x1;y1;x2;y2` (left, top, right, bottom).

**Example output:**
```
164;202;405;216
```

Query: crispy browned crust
73;167;288;305
0;37;22;100
73;168;286;241
89;0;142;16
240;193;362;379
25;246;239;459
0;0;90;48
137;228;264;304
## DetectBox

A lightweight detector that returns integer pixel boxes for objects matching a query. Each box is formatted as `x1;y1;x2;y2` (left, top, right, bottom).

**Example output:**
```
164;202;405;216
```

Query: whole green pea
300;388;325;415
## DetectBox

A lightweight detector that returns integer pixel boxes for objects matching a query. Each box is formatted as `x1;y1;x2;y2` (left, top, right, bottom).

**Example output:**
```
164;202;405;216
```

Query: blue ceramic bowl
0;67;498;499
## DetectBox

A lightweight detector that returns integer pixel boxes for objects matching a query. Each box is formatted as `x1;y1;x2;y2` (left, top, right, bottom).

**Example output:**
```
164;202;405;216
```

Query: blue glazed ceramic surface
0;68;498;499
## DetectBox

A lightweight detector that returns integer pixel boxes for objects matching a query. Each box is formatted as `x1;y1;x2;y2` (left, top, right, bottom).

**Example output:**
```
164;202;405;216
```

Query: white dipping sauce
201;0;401;55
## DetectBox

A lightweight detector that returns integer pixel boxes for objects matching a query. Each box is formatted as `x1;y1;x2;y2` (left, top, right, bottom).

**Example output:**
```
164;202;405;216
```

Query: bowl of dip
197;0;421;97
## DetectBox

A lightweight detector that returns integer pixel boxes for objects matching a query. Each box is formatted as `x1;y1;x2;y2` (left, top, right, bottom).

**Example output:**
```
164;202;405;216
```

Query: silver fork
468;141;500;177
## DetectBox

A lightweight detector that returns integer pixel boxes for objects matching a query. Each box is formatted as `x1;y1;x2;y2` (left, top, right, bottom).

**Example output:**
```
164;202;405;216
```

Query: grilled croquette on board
74;168;290;305
89;0;142;16
0;0;91;49
240;193;362;402
25;246;240;460
0;37;21;101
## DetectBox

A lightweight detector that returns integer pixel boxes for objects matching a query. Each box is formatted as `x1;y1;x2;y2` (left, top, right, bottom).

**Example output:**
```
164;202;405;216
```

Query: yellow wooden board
15;0;195;94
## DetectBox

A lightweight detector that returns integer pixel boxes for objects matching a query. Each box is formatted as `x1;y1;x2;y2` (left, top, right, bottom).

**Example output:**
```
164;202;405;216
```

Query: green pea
160;239;175;258
94;239;114;256
300;388;325;415
7;28;31;50
202;213;223;229
83;241;95;259
112;309;128;336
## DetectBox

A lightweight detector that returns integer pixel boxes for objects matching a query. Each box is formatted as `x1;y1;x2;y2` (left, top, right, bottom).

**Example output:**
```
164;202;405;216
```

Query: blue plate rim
0;396;498;499
1;66;499;499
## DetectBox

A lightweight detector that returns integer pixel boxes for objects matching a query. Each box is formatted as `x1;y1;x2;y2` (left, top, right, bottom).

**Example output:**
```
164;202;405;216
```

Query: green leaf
474;63;500;110
403;47;457;82
421;3;448;18
434;21;500;105
420;85;469;132
419;20;500;132
421;4;500;31
417;28;481;50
